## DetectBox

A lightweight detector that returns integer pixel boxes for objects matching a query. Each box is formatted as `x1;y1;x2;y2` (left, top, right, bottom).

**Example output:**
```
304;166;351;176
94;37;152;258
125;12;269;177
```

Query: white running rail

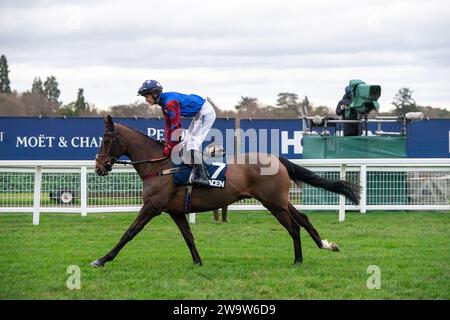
0;159;449;224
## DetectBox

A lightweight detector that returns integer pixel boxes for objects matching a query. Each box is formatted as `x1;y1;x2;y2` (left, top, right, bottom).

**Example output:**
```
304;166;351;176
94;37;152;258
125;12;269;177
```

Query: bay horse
91;115;359;267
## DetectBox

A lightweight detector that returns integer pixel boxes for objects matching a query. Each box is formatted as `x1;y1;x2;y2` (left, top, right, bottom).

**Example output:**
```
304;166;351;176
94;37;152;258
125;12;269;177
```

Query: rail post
360;165;367;213
33;166;42;225
80;166;87;217
339;164;347;222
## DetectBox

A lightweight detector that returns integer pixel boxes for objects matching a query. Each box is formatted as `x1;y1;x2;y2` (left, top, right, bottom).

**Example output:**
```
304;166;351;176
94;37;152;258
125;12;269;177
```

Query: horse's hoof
331;243;340;252
321;239;340;252
90;259;105;268
293;260;303;265
194;261;203;266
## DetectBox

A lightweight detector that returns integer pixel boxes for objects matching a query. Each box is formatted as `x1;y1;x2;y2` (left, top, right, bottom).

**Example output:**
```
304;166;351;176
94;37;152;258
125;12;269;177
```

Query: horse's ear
104;115;115;132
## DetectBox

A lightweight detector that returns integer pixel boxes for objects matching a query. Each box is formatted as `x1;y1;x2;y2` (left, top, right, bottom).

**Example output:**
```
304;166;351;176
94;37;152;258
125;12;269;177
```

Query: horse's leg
263;202;303;264
169;212;203;266
91;202;161;267
222;207;228;223
213;209;219;222
291;217;302;262
288;203;339;251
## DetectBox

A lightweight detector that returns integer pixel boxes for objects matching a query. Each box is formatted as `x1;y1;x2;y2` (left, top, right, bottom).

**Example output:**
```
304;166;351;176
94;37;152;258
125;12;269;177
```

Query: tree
74;88;89;113
309;105;334;117
31;77;44;95
0;55;12;93
235;96;261;117
392;88;418;115
0;92;60;116
44;75;61;104
59;103;77;116
276;92;298;108
206;97;237;118
418;106;450;118
276;92;302;117
299;96;313;116
108;102;163;117
60;88;91;116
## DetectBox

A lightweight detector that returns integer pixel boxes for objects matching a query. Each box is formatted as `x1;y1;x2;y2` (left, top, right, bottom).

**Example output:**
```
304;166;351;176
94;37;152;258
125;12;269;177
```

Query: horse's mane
116;123;165;148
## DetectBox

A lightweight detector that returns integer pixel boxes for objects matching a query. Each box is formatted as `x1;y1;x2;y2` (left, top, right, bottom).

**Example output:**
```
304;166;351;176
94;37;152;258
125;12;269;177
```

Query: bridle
95;130;169;173
95;131;121;172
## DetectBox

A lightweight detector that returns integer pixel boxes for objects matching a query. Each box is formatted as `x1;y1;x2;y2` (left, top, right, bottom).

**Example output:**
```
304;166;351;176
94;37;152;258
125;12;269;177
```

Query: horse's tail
278;157;360;205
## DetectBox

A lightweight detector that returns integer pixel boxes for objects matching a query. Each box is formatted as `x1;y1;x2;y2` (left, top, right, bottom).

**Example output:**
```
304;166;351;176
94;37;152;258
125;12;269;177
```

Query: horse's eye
104;139;110;144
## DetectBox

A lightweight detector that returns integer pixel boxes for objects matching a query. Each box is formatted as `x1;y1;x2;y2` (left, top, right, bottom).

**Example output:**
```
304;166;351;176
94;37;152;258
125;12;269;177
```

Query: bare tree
108;102;163;118
0;92;60;116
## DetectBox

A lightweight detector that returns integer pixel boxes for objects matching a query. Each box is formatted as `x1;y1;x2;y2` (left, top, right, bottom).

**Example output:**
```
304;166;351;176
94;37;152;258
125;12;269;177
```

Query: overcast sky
1;0;450;112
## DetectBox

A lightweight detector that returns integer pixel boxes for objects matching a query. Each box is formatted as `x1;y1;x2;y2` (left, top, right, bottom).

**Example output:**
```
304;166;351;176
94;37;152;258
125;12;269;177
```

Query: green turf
0;211;448;299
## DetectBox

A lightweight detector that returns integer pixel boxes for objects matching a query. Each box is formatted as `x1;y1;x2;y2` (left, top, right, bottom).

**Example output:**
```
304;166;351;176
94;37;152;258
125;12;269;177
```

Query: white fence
0;159;449;225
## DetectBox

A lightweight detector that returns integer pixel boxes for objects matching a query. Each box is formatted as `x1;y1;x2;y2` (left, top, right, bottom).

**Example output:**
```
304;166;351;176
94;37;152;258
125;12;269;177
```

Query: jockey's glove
163;145;173;157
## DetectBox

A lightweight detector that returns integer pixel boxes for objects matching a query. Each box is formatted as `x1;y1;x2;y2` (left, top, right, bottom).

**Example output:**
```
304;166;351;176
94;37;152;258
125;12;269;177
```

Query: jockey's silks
159;92;206;117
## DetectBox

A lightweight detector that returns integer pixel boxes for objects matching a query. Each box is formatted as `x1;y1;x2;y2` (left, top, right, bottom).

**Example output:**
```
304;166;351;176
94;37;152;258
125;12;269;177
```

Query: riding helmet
137;80;163;96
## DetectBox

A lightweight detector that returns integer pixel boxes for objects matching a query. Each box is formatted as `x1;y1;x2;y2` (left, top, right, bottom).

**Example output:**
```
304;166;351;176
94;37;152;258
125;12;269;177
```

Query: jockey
137;79;216;187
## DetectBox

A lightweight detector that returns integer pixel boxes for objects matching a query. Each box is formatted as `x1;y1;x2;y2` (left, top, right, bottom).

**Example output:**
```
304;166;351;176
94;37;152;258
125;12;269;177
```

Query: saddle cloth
172;158;227;188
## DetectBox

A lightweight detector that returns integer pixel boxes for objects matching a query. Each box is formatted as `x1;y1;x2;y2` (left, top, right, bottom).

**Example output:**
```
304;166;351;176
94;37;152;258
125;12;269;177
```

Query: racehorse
92;115;359;267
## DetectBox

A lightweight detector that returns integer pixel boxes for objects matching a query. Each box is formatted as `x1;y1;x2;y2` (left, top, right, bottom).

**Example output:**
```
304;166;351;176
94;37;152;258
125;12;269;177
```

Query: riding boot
189;150;210;187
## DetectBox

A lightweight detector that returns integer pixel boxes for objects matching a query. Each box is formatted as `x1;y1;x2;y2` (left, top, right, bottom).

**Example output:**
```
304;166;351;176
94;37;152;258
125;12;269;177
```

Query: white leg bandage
321;239;339;251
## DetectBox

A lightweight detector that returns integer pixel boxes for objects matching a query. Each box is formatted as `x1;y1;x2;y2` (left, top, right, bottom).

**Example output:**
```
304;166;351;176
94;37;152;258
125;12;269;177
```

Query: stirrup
191;177;209;187
189;166;209;186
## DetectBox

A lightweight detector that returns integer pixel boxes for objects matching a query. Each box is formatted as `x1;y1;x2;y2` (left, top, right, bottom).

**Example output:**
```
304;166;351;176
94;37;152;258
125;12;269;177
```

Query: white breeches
184;100;216;152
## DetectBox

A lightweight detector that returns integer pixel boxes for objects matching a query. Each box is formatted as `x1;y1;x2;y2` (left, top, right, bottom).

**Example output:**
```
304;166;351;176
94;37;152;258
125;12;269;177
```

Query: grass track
0;211;448;299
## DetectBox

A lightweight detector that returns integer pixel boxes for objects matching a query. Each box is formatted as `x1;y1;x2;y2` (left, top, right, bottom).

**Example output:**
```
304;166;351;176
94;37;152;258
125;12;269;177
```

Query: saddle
171;141;227;189
170;141;227;214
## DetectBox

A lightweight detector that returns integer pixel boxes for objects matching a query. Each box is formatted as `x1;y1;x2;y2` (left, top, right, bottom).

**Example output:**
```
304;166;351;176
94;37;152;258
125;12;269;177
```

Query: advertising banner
0;117;235;160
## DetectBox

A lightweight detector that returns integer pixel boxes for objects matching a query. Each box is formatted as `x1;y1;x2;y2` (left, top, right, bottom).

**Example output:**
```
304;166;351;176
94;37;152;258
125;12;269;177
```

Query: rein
113;157;174;181
97;129;168;170
97;127;177;181
114;157;168;166
141;167;184;181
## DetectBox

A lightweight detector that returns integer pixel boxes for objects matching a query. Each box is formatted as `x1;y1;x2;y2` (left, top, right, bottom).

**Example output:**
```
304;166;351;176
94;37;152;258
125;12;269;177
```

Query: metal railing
0;159;449;224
